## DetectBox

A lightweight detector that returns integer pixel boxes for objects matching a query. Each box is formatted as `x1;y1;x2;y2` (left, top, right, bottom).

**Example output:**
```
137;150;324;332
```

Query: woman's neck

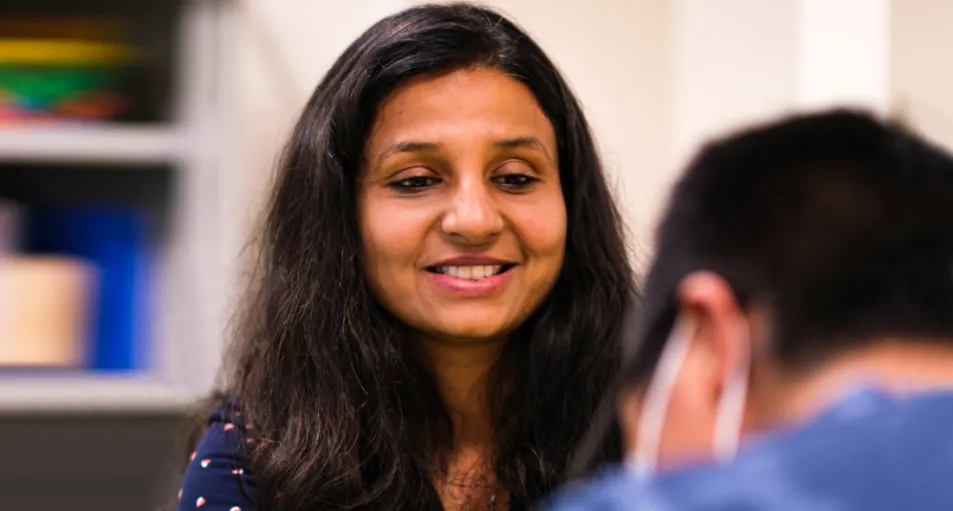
415;336;511;511
417;336;506;446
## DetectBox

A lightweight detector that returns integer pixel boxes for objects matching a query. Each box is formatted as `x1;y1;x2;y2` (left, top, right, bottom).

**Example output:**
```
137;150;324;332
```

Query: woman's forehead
364;68;557;158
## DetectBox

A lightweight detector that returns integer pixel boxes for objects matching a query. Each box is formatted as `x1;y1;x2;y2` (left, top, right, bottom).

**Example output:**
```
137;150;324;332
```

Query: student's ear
622;271;751;469
676;271;751;407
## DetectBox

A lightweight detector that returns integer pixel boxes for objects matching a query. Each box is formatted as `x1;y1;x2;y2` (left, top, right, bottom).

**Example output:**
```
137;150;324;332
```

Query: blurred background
0;0;950;509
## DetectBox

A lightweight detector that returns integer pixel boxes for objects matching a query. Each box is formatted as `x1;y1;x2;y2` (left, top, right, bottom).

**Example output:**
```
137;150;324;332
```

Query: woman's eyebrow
493;136;553;162
375;136;553;167
377;140;442;165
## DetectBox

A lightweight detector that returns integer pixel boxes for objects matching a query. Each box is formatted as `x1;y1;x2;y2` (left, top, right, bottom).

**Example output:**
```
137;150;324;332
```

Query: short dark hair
197;2;634;510
628;109;953;382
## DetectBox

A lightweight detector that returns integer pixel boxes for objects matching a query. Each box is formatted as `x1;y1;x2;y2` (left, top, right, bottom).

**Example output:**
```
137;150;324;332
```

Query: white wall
669;0;890;167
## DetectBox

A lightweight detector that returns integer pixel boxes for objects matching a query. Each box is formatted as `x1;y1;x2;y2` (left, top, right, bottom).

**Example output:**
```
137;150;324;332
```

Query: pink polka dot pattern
177;407;258;511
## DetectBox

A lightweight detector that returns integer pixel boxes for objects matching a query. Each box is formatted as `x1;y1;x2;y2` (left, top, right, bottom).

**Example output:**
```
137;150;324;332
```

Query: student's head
228;3;634;508
616;110;953;471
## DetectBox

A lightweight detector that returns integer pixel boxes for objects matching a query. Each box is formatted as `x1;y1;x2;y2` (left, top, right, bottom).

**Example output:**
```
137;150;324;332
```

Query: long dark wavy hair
191;3;636;509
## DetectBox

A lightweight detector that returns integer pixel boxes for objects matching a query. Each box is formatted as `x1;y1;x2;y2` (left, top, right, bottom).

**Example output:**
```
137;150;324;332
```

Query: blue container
25;206;150;371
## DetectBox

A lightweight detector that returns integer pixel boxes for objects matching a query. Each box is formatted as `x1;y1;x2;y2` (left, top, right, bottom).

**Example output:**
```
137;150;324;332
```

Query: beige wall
891;0;953;148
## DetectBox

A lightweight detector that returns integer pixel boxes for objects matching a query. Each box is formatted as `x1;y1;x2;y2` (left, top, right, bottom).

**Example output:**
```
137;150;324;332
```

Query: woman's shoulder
178;406;259;511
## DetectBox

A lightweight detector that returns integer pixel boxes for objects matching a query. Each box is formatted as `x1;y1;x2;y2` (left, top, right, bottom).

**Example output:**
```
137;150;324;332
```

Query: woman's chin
421;318;518;346
402;299;538;346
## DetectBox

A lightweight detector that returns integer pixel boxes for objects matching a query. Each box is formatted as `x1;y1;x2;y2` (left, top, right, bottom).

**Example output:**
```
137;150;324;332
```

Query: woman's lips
426;265;516;297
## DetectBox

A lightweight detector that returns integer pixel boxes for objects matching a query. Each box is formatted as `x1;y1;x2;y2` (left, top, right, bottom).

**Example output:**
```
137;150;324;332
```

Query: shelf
0;374;193;413
0;125;182;165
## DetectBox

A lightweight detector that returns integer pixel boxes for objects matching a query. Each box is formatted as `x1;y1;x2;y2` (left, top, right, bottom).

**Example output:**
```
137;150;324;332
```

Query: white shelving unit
0;375;192;413
0;0;237;414
0;125;182;164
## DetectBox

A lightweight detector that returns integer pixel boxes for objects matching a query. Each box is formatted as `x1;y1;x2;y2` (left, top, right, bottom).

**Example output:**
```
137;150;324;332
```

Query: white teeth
473;266;487;279
439;265;503;280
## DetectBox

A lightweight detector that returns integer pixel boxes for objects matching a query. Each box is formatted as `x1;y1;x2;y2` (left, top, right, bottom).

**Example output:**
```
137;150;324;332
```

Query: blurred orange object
0;257;96;367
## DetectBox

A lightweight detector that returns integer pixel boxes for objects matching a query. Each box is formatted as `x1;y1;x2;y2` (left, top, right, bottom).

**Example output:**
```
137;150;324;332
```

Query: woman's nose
440;178;504;246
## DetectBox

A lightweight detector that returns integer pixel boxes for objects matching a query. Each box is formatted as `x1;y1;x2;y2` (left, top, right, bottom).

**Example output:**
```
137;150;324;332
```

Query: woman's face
359;67;567;344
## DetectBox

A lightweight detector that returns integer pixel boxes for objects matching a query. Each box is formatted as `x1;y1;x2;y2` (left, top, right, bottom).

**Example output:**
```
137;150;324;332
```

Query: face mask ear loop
631;315;696;477
712;319;752;463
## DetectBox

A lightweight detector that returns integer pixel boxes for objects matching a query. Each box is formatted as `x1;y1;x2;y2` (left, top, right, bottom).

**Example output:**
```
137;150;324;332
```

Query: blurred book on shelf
0;256;95;367
0;15;143;124
25;206;151;372
0;203;150;372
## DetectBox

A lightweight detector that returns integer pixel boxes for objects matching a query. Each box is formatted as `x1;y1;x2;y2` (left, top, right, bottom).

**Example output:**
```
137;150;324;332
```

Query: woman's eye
389;176;440;192
493;173;538;189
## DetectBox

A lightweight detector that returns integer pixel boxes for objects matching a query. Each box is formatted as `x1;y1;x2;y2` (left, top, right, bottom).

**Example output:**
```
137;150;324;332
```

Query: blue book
25;206;150;372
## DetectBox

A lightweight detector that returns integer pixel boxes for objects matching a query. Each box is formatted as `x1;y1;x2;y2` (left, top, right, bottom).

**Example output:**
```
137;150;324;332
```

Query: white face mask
627;313;751;478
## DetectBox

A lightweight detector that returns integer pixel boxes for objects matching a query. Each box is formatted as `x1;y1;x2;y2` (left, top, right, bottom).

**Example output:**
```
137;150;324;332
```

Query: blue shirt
546;388;953;511
178;408;258;511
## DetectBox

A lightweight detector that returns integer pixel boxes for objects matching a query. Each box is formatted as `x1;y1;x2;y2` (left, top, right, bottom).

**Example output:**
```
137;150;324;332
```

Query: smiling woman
176;4;636;511
360;68;567;344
